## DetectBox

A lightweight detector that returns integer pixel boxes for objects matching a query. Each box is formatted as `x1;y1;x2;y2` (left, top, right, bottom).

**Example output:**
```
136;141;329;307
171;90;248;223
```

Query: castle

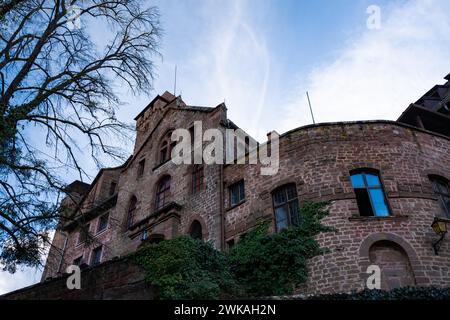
33;73;450;296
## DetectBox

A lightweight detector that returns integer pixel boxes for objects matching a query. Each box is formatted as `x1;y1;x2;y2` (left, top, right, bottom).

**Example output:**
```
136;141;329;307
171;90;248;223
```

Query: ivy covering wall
132;201;332;299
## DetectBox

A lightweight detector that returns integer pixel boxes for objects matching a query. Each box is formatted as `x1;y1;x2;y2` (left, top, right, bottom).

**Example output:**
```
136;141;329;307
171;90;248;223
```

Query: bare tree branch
0;0;162;272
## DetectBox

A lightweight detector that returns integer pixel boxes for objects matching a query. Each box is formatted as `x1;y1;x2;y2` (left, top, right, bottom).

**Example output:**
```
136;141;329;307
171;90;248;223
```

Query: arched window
272;184;300;232
189;220;203;240
430;176;450;218
155;176;171;210
159;131;176;164
126;196;137;229
350;169;390;217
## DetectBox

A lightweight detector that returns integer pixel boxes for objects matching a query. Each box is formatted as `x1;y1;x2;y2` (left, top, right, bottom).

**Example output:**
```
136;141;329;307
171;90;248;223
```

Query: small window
229;180;245;206
159;131;177;165
73;256;83;266
192;164;204;194
137;159;145;178
272;184;300;232
189;220;203;240
91;246;103;266
109;182;117;196
350;170;390;217
155;176;171;210
77;223;90;245
430;176;450;218
141;229;149;241
160;141;169;164
97;213;109;233
127;196;137;229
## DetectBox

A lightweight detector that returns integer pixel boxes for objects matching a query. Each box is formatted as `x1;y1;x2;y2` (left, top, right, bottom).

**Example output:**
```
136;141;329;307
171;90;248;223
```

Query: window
97;213;109;233
160;141;169;163
189;220;203;240
91;246;103;266
229;180;245;206
430;176;450;218
77;223;90;245
73;256;83;266
127;196;137;229
159;131;176;164
141;229;149;241
137;159;145;178
109;181;117;196
272;184;300;231
350;170;390;217
155;176;171;210
192;165;204;193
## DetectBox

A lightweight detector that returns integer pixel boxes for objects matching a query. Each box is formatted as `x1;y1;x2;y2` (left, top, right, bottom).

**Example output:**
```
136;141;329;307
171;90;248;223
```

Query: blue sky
2;0;450;295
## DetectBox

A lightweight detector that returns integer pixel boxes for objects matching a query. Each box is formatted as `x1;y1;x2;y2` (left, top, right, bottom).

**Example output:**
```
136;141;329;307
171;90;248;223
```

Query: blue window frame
351;170;390;217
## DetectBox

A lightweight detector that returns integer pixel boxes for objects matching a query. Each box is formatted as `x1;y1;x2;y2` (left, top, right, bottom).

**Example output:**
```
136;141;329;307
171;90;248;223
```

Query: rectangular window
351;171;390;217
77;223;90;245
109;182;117;196
141;229;149;241
91;246;103;266
272;184;300;232
137;159;145;178
97;213;109;233
431;177;450;218
192;165;204;194
229;180;245;206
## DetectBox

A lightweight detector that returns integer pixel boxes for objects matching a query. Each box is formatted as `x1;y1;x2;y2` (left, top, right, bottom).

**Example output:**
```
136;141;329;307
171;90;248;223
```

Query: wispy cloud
166;0;272;140
279;0;450;133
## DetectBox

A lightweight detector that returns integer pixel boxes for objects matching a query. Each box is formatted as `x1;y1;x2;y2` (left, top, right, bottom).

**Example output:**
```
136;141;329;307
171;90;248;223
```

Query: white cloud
0;267;42;295
279;0;450;133
164;0;272;141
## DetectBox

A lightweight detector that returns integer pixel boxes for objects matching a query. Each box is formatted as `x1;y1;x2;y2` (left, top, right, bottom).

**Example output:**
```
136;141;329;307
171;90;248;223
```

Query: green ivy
131;236;242;300
228;201;333;297
132;201;332;299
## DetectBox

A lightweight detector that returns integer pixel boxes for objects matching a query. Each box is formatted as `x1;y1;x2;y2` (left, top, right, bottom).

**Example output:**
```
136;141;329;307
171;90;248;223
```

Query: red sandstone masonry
223;122;450;294
40;96;450;297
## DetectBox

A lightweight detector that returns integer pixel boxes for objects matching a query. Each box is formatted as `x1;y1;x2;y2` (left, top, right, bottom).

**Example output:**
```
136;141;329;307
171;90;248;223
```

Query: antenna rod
174;65;177;95
306;91;316;124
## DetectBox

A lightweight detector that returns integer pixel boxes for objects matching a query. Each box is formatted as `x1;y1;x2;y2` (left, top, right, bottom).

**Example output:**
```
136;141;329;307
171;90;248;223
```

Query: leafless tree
0;0;161;272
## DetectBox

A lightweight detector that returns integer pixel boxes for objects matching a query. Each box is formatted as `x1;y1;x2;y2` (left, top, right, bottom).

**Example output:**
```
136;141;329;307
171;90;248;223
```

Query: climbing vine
132;201;332;299
228;201;333;297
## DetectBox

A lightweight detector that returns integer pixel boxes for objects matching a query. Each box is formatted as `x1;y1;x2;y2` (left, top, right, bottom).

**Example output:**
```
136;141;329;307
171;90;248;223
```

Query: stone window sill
226;200;246;212
348;215;408;222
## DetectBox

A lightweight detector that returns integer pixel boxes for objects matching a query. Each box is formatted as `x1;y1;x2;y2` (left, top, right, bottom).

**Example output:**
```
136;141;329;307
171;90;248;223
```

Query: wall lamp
431;217;447;255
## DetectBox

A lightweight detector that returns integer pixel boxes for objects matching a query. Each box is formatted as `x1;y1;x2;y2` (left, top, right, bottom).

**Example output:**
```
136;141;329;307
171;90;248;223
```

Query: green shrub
228;201;333;297
132;201;332;299
131;236;241;300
